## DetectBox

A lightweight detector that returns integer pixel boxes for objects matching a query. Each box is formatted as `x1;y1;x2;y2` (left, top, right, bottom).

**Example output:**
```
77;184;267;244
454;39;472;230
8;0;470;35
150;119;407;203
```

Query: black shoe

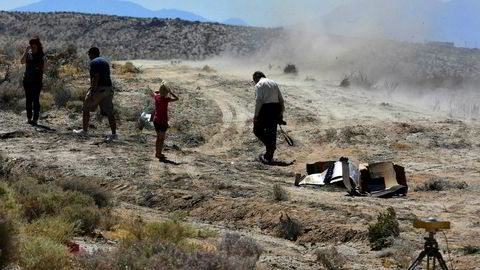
259;154;273;165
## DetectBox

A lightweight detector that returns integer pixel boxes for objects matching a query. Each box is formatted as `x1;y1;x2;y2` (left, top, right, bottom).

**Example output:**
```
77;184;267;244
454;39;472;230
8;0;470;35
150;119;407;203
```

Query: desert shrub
275;213;303;241
202;65;215;72
18;236;73;270
347;71;377;89
39;92;54;111
316;247;346;270
461;245;480;255
368;207;400;250
0;82;22;105
23;216;78;244
117;62;141;74
144;220;198;244
71;87;87;101
13;179;98;224
218;233;262;261
57;178;111;208
284;64;298;74
54;86;72;107
78;233;262;270
66;100;84;112
0;212;16;269
340;76;350;87
415;177;468;192
272;184;288;201
61;206;101;235
389;239;416;268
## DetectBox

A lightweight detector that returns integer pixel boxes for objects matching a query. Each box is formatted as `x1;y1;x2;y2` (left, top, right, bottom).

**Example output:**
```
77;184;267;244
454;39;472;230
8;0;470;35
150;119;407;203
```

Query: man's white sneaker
73;129;88;136
105;134;118;140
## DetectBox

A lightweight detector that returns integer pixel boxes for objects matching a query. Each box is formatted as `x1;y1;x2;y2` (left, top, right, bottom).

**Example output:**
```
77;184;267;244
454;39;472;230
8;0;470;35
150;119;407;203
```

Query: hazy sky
0;0;345;26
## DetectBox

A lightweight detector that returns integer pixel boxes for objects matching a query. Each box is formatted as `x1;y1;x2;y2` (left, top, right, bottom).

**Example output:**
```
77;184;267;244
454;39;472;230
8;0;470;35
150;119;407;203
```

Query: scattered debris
296;158;408;198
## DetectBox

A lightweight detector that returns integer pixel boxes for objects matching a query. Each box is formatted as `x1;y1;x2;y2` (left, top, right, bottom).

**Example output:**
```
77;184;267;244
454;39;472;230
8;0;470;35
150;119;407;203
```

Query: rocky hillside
0;11;281;60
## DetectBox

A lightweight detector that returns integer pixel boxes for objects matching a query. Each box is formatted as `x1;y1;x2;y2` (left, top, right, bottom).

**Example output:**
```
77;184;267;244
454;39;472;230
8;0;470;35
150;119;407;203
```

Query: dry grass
116;62;141;74
272;184;288;201
275;213;303;241
316;247;346;270
39;92;54;111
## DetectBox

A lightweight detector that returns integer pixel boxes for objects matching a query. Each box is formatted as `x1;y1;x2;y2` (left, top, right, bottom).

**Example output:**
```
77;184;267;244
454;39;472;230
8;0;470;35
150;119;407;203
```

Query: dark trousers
23;80;42;121
253;103;281;161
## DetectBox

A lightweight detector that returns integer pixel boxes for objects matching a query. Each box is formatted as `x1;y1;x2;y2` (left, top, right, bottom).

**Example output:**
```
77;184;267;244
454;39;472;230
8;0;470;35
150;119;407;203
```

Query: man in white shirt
252;71;285;164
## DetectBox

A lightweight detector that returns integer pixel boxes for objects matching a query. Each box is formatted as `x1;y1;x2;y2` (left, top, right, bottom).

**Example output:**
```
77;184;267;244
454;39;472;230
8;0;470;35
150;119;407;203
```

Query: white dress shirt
255;78;285;117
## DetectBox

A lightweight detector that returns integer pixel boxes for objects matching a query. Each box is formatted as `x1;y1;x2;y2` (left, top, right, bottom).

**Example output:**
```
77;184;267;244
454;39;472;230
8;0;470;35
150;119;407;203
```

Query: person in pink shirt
151;82;179;160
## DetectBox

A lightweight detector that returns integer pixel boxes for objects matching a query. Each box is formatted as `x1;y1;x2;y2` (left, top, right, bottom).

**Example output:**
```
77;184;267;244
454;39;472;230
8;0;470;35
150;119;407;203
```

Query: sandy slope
1;60;480;269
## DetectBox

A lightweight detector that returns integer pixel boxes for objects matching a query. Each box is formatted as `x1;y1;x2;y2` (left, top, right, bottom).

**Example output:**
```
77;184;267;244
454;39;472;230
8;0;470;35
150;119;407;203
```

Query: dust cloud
231;0;480;119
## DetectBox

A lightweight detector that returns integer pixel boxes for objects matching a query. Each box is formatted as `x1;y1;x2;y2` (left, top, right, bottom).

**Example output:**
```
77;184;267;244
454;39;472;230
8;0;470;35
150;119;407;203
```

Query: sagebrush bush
18;236;73;270
218;233;262;261
284;64;298;74
275;213;303;241
77;231;262;270
461;245;480;255
57;178;111;208
54;86;72;107
13;179;95;222
0;211;15;269
144;220;198;244
62;205;101;235
316;247;346;270
39;92;54;111
368;207;400;250
117;62;140;74
272;184;288;201
66;100;84;112
0;82;22;105
71;87;87;101
415;177;468;192
23;216;78;244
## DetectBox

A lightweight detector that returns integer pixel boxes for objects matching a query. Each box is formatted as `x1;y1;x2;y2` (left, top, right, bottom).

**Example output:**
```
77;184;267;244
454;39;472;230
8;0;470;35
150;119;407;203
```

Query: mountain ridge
12;0;249;26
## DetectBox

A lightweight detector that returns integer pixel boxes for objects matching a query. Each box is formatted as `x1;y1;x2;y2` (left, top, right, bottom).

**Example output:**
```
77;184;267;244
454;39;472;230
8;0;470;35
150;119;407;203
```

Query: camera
413;218;451;233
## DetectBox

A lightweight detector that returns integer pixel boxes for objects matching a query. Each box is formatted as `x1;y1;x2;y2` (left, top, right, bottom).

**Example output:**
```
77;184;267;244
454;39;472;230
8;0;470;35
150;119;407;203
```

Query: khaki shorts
83;86;114;115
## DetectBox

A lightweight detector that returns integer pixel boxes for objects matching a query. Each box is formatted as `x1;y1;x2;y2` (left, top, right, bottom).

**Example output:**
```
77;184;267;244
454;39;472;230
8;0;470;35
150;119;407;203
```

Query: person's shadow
33;124;56;132
159;158;182;166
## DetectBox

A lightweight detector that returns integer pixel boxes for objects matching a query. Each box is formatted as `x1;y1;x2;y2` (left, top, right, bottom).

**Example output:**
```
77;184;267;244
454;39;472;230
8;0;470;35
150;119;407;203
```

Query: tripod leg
408;251;427;270
434;250;449;270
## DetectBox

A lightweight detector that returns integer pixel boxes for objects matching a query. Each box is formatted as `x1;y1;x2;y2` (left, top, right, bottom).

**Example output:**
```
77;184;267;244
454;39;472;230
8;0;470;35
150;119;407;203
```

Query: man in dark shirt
74;47;117;139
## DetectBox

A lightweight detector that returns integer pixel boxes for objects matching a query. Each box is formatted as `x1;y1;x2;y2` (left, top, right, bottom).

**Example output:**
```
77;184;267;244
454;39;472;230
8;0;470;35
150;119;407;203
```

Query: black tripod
408;232;449;270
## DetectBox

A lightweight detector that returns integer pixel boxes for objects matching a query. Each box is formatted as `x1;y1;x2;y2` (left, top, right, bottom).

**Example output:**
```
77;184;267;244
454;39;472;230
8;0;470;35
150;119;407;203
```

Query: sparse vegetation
275;213;303;241
18;236;73;270
340;76;350;87
116;62;141;74
0;211;15;269
272;184;288;201
349;71;377;89
368;207;400;250
316;247;346;270
39;92;54;111
284;64;298;75
77;222;261;270
415;177;468;192
461;245;480;255
56;178;111;208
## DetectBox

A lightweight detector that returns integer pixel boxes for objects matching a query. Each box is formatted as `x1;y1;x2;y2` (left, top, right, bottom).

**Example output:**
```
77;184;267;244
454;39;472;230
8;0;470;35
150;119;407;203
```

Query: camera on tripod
408;218;451;270
414;218;451;233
